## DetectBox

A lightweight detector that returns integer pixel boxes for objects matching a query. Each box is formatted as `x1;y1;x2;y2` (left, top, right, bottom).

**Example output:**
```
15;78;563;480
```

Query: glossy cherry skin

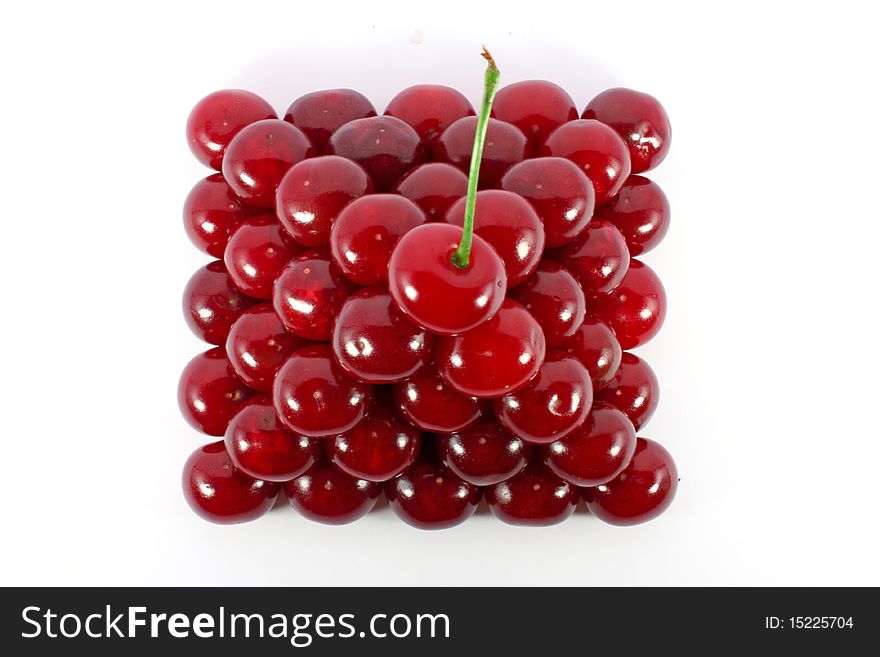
285;459;380;525
224;396;319;482
540;119;631;204
590;259;666;349
272;251;359;341
384;84;475;143
273;344;373;437
433;116;527;189
560;317;622;390
182;441;279;523
284;88;376;154
330;194;427;286
445;190;545;286
327;115;427;191
393;163;468;221
597;175;670;256
183;261;257;345
486;461;578;526
386;460;481;530
332;287;433;384
387;223;507;335
276;155;374;247
508;260;585;347
555;219;629;294
392;364;485;433
500;157;595;248
595;352;659;431
584;437;678;525
437;419;531;486
223;215;299;299
225;303;309;392
435;299;546;398
186;90;276;170
178;348;255;436
222;119;315;208
544;402;636;487
183;174;253;257
491;80;578;152
583;88;671;174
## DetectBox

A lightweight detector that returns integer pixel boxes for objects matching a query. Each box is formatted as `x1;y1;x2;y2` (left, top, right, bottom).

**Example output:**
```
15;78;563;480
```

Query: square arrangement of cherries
180;54;678;529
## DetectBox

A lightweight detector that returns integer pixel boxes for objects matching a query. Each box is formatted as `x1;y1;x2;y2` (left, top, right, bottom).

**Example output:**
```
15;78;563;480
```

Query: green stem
450;47;501;269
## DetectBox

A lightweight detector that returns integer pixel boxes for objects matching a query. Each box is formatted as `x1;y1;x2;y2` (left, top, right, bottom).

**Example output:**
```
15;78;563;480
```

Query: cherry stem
451;47;501;270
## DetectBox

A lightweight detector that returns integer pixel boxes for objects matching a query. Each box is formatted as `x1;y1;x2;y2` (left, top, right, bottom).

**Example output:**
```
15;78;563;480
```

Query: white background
2;0;878;587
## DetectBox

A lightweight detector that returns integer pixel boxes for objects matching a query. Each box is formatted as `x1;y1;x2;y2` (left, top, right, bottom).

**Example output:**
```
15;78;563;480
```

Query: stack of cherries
180;52;678;529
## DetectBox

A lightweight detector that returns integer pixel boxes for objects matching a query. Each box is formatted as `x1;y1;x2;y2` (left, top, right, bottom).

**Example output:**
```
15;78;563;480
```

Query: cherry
384;84;475;143
584;437;678;525
583;88;671;173
590;258;666;349
183;261;257;345
544;402;636;487
540;119;631;204
331;287;433;384
393;163;468;221
597;175;670;256
507;260;585;346
285;458;380;525
225;303;309;392
433;116;526;189
224;396;319;482
392;364;485;433
223;215;299;299
186;89;276;170
560;316;622;390
445;190;545;286
178;348;255;436
435;299;546;398
275;155;374;248
491;80;577;152
486;461;578;526
555;219;629;294
183;174;253;258
222;119;315;208
284;88;376;154
273;344;373;437
272;251;358;341
182;441;279;523
437;418;531;486
330;194;427;286
386;459;481;530
500;157;595;248
327;115;427;191
594;352;659;431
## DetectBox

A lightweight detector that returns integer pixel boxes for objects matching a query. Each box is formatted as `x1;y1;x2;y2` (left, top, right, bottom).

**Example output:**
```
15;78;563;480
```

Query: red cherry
285;459;380;525
178;348;255;436
273;344;373;437
183;174;252;257
284;88;376;154
392;364;485;433
583;88;671;173
222;119;315;208
183;261;257;345
433;116;527;189
560;316;622;390
491;80;578;152
327;115;427;191
223;215;299;299
435;299;546;398
272;251;358;341
444;190;545;286
500;157;595;247
330;194;427;286
584;437;678;525
437;418;531;485
386;460;481;530
387;223;507;335
186;90;276;170
591;259;666;349
224;396;319;482
385;84;475;143
182;441;279;523
595;352;659;431
555;219;629;294
486;461;578;526
540;119;631;204
507;260;585;346
275;155;374;247
597;175;670;256
393;163;468;221
544;402;636;487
